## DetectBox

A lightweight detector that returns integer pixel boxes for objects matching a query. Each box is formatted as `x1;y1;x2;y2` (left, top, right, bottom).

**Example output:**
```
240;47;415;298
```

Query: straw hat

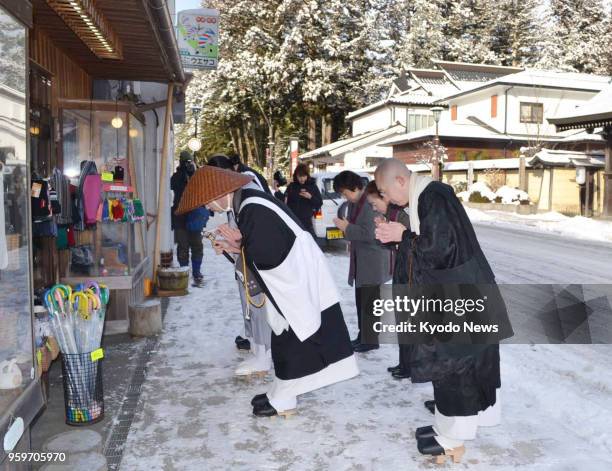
175;166;253;215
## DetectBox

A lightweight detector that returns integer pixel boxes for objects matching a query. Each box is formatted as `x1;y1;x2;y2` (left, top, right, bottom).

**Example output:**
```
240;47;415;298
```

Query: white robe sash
239;196;340;341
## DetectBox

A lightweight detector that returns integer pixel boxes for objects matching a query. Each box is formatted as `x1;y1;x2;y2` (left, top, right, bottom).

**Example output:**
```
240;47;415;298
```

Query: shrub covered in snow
469;191;492;203
457;181;496;202
495;186;530;205
457;182;530;205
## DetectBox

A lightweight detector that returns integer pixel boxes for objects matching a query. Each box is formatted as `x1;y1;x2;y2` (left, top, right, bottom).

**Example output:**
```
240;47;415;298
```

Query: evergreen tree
541;0;611;73
395;0;447;68
492;0;542;67
443;0;500;64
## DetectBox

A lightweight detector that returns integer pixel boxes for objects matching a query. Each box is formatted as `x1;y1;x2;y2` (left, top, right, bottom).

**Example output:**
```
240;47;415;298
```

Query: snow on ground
466;207;612;243
120;220;612;470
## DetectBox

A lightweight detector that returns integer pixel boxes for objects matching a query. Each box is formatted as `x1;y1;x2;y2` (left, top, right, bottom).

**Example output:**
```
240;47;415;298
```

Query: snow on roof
558;128;605;143
528;148;605;167
407;150;604;174
379;120;505;147
440;70;611;101
432;60;524;76
346;93;439;121
379;116;600;147
407;158;523;173
548;84;612;129
445;158;523;171
299;125;405;161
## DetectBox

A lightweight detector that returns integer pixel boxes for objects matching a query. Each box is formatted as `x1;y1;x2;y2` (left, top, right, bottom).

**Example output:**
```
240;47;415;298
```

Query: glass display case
0;3;44;465
58;99;147;282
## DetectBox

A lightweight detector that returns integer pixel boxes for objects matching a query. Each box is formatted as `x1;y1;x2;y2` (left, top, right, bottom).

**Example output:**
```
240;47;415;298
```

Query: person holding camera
285;164;322;237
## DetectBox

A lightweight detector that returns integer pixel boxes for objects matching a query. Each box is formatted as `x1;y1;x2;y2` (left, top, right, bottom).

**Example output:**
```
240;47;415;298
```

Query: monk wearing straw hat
176;166;359;417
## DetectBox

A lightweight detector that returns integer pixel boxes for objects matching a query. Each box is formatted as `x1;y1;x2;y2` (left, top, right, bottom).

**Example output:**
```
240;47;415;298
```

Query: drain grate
104;299;168;470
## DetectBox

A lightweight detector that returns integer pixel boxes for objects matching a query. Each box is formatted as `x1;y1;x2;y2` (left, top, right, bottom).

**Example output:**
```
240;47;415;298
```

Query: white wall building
382;69;611;159
300;61;524;172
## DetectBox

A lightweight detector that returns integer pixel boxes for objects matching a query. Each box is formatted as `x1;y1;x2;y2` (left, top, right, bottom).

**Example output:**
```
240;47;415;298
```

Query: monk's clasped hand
216;224;242;244
375;221;406;243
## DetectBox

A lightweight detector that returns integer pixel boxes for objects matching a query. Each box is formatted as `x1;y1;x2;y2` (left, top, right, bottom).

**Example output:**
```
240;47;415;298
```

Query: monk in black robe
191;167;358;418
374;158;511;464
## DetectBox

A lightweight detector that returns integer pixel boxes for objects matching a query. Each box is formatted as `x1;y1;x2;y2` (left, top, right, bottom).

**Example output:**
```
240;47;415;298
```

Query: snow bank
467;208;612;243
532;214;612;242
457;181;496;202
457;182;530;204
495;185;530;204
463;206;495;222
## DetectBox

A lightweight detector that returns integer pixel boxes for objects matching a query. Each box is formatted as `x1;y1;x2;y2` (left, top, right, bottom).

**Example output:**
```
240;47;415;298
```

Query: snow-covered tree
492;0;543;67
539;0;611;73
395;0;447;69
443;0;500;64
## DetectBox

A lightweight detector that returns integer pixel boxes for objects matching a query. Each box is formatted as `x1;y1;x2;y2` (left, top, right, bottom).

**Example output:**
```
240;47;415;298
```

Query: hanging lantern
111;116;123;129
187;137;202;152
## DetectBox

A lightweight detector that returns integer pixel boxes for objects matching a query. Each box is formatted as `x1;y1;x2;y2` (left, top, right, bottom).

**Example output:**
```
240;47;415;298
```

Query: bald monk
374;159;509;464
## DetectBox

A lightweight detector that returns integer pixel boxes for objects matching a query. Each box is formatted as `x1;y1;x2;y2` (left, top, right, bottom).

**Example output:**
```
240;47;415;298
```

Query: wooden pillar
604;127;612;218
152;83;175;284
519;155;527;192
467;162;474;190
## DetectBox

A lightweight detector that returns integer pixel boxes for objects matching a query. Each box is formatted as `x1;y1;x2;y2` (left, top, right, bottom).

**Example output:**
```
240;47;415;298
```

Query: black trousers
398;344;414;372
355;285;380;345
174;228;203;266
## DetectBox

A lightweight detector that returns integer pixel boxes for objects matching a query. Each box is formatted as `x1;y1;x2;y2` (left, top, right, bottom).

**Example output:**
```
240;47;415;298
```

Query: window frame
519;102;544;124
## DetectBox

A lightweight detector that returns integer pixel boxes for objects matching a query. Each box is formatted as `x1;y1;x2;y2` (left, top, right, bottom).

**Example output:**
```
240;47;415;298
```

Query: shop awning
33;0;185;83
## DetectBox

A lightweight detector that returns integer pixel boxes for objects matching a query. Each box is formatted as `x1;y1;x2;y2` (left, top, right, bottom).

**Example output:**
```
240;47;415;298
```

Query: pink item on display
83;174;102;225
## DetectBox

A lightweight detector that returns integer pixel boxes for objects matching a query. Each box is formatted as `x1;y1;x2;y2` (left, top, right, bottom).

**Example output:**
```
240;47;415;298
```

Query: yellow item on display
91;348;104;362
101;171;114;182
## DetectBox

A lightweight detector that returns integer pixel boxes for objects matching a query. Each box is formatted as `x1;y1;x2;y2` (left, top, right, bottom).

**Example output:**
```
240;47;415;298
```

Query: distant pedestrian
171;150;205;285
273;170;287;201
285;164;322;237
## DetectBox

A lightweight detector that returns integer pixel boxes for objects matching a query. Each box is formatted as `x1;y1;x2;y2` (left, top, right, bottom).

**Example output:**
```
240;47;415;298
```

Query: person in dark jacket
171;150;203;284
228;153;271;194
374;158;511;464
273;170;287;201
333;172;390;353
365;181;411;377
285;164;322;237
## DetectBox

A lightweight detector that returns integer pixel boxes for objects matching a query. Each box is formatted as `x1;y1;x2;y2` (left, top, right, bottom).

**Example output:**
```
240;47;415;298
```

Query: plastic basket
61;352;104;426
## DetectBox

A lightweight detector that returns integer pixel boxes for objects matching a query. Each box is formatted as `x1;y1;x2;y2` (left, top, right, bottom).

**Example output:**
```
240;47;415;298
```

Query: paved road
473;223;612;284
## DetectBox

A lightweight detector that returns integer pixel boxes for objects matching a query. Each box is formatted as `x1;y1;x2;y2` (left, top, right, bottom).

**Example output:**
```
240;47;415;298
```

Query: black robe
394;181;511;417
235;189;354;380
285;178;323;232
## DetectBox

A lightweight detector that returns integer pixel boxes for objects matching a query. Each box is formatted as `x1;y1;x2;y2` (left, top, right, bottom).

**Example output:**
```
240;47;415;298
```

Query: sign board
177;9;219;70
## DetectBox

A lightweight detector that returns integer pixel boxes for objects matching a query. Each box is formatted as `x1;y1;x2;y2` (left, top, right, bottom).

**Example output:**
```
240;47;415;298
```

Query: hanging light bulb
187;137;202;152
111;116;123;128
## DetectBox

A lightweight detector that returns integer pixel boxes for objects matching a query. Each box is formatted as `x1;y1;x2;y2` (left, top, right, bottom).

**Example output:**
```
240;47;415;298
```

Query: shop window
30;63;55;177
0;6;34;414
59;101;146;280
520;102;543;124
